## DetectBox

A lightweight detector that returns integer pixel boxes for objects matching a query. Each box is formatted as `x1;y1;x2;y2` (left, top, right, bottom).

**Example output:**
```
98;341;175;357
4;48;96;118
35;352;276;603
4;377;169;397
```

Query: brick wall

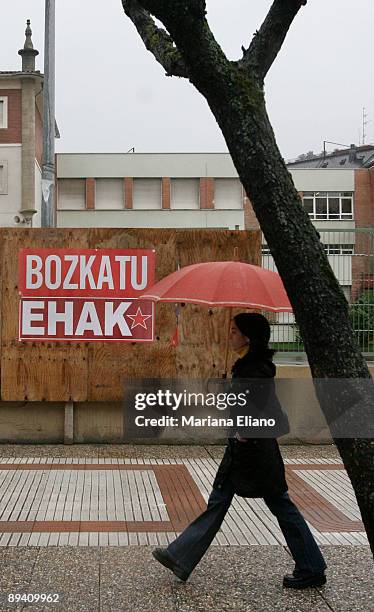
351;169;374;301
199;178;214;209
354;170;374;228
0;89;22;144
162;177;171;209
85;178;95;209
124;177;133;209
243;192;260;229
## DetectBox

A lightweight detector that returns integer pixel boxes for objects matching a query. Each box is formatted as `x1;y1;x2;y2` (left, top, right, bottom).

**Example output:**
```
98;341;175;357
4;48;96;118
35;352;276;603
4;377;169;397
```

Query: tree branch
138;0;207;21
125;0;232;97
121;0;189;77
239;0;307;82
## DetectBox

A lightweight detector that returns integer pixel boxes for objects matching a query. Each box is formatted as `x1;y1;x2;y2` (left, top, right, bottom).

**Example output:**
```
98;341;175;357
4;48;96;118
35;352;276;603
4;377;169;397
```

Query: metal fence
261;229;374;357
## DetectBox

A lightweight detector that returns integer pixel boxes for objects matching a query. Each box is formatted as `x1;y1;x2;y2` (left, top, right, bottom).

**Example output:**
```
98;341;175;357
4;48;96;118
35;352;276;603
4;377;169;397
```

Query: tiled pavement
0;446;372;611
0;456;368;547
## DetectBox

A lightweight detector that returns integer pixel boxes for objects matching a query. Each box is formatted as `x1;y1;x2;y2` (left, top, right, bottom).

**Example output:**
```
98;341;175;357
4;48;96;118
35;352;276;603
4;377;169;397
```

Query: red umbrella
140;260;292;376
140;261;291;312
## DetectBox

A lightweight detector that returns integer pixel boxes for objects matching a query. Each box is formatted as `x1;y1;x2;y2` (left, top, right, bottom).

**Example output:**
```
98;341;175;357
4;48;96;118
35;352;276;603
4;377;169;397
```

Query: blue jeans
167;478;327;577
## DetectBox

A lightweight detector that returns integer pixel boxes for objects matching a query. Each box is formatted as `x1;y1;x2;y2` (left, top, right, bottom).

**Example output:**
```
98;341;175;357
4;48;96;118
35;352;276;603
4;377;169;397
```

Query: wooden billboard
0;228;260;402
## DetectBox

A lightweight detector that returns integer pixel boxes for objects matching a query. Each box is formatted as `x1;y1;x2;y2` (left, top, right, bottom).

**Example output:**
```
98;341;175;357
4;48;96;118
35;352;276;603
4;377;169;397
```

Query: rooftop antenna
322;140;349;161
362;107;368;145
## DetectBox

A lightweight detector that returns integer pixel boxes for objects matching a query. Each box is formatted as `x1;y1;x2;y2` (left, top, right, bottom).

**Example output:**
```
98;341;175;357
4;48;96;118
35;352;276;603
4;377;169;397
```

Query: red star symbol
127;307;152;330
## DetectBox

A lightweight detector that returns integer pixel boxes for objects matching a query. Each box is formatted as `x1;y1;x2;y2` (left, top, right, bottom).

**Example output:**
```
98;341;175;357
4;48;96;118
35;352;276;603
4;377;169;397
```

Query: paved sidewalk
0;445;372;611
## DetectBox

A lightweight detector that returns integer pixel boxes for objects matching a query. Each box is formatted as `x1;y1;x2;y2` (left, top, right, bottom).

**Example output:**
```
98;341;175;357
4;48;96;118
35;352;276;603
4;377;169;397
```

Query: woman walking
152;313;327;589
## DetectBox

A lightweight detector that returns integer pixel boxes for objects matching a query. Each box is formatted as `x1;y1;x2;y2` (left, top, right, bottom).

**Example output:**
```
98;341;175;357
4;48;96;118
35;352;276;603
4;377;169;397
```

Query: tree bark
122;0;374;554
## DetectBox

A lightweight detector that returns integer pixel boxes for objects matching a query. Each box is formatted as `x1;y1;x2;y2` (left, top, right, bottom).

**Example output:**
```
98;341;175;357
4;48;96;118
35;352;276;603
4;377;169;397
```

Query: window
96;179;123;209
214;179;243;209
57;179;86;209
261;246;277;272
0;161;8;194
315;193;327;219
170;178;199;209
263;244;354;256
323;244;354;255
133;178;161;209
0;97;8;129
302;191;353;220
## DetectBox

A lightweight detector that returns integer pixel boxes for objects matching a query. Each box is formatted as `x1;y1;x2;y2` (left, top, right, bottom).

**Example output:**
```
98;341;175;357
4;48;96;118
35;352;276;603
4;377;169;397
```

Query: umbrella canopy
140;261;292;312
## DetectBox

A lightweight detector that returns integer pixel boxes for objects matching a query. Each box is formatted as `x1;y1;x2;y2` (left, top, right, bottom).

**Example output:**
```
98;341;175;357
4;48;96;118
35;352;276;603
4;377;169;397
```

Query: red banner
19;249;156;342
19;248;155;298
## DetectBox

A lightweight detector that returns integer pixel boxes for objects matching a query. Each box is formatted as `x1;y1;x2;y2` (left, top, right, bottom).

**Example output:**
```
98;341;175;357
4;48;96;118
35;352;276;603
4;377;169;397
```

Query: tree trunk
122;0;374;555
196;66;374;553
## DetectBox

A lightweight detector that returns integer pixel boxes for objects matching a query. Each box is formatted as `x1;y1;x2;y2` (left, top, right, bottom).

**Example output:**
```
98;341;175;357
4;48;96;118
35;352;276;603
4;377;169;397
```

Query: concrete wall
57;209;244;229
0;145;22;226
291;169;355;192
57;153;240;179
0;402;65;443
20;79;36;215
312;220;355;231
0;148;41;227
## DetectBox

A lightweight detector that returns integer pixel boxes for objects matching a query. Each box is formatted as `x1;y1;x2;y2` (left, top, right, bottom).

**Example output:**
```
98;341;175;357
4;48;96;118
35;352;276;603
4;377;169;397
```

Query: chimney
18;20;39;72
348;144;357;164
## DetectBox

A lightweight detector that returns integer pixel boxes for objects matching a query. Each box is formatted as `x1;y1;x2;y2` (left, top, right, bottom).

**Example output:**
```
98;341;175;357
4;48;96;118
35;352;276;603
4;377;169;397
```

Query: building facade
55;154;374;292
55;152;374;232
56;153;247;230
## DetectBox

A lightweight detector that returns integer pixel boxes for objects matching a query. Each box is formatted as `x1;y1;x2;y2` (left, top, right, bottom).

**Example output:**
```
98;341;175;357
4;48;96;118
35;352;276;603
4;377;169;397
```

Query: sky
2;0;373;160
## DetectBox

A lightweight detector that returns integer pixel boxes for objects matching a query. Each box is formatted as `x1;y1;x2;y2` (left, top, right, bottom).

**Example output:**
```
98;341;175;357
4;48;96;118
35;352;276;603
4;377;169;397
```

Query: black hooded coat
213;349;289;498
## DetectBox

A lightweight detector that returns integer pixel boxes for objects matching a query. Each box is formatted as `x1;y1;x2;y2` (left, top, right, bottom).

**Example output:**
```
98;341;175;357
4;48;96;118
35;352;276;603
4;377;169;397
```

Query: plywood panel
88;344;178;402
1;343;88;401
86;229;178;401
175;230;261;380
0;228;261;401
176;229;260;267
1;229;89;401
87;228;177;280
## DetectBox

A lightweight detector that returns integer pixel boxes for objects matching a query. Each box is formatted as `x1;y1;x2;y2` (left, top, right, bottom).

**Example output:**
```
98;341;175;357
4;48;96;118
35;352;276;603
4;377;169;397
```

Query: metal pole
223;307;232;379
41;0;56;227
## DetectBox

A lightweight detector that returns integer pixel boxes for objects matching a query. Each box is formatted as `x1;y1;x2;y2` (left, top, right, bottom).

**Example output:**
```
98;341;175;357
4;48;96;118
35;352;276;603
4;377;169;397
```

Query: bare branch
126;0;231;96
121;0;189;77
139;0;207;21
239;0;307;82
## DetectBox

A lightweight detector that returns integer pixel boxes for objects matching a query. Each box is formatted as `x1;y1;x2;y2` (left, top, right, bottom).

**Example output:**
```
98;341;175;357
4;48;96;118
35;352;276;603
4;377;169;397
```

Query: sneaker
283;572;327;589
152;548;190;582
